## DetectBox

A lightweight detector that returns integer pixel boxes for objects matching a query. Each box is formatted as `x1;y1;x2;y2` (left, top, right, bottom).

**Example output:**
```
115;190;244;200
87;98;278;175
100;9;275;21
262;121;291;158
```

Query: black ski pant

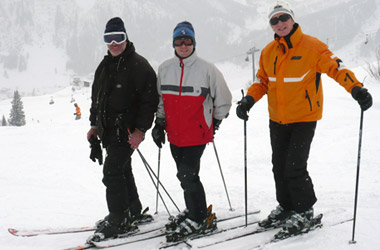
102;142;142;221
170;143;207;223
269;120;317;213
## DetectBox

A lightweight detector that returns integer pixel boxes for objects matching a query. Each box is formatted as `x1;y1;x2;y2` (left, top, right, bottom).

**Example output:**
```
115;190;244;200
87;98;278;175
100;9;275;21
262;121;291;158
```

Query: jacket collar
105;42;135;62
175;49;197;66
274;23;302;50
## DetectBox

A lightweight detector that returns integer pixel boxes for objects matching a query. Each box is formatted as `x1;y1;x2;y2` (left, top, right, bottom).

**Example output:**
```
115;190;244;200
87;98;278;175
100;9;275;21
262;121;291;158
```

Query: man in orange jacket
236;0;372;240
74;103;81;120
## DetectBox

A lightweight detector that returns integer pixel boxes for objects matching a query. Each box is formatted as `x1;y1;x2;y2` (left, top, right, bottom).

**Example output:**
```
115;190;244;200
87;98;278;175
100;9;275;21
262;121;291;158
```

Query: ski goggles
269;14;291;26
173;37;194;47
104;32;127;44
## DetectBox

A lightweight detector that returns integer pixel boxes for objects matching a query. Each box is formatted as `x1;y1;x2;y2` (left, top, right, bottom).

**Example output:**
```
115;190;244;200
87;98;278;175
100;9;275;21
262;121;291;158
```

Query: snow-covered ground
0;65;379;250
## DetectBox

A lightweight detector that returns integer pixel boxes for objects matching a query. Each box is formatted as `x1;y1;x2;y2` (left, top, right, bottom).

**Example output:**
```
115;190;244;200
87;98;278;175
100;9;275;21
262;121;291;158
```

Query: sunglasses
270;14;291;26
173;38;194;47
104;32;127;44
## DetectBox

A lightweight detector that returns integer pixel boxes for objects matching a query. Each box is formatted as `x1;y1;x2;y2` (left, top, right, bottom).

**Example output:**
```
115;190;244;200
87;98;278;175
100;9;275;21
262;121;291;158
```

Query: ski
196;223;275;249
251;216;354;249
198;215;353;249
64;245;93;250
198;214;323;248
8;221;157;238
68;210;260;249
159;219;260;249
9;207;154;237
63;224;164;250
8;226;97;237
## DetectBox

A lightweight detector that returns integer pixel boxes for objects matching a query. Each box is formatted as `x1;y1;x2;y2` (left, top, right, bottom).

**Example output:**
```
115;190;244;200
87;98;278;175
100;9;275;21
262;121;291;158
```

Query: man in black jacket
86;17;158;242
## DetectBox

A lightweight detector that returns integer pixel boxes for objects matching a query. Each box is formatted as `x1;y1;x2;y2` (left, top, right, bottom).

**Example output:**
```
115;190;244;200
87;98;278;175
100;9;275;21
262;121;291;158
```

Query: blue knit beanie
173;21;196;47
105;17;128;37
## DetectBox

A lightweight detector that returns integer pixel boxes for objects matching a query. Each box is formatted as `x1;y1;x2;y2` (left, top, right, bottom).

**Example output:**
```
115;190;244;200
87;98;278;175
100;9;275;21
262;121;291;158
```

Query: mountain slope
1;0;379;101
0;64;379;249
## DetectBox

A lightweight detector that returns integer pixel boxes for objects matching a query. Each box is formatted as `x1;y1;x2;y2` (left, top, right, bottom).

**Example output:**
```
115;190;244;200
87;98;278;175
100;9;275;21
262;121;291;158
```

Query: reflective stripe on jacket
247;24;362;124
157;51;232;147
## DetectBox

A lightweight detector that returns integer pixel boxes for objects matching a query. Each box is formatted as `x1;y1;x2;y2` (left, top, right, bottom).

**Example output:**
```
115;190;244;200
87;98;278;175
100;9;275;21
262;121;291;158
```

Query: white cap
268;1;295;21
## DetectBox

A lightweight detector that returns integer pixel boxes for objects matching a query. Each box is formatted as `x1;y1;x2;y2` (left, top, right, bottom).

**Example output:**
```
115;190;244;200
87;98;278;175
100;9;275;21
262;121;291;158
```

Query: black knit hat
105;17;127;35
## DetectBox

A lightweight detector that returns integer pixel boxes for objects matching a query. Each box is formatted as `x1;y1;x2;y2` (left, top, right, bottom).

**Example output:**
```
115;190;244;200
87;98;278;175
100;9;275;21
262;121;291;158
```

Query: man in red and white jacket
152;21;232;239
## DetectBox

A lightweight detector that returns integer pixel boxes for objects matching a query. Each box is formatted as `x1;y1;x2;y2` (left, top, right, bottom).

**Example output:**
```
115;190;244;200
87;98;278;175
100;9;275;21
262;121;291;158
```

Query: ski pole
155;148;161;214
135;148;181;213
213;141;233;211
138;148;171;216
127;129;180;214
241;89;248;227
244;109;248;227
349;109;364;244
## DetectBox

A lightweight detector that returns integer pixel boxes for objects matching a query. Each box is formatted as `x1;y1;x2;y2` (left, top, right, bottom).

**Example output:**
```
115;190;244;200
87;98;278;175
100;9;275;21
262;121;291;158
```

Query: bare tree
365;46;380;81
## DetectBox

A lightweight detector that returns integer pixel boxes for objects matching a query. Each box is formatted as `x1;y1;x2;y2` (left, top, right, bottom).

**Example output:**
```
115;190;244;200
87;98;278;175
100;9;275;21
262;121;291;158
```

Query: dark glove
213;118;222;136
236;95;255;121
351;86;372;111
151;118;166;148
89;135;103;165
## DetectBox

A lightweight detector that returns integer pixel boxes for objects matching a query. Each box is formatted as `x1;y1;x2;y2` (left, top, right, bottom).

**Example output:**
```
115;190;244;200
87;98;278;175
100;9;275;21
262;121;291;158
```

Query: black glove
151;118;166;148
89;135;103;165
351;86;372;111
213;118;222;136
236;95;255;121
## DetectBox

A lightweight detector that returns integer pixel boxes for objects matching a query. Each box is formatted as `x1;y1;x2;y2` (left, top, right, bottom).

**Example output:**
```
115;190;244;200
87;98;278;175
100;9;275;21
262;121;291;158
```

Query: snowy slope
0;65;379;250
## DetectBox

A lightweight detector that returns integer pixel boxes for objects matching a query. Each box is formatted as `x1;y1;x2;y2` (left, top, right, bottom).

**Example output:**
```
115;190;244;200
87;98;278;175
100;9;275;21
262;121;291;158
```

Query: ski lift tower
246;46;260;82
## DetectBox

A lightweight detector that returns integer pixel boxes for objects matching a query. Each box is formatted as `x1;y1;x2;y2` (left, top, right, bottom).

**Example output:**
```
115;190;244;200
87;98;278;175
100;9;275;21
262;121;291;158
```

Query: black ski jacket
89;42;158;141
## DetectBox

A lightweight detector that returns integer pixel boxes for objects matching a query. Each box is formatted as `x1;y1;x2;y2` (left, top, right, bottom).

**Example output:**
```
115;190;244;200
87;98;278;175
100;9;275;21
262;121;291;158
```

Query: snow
0;63;379;250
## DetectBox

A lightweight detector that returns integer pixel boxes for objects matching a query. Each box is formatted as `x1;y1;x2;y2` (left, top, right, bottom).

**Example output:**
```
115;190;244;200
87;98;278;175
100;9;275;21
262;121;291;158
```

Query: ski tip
63;244;93;250
8;228;18;235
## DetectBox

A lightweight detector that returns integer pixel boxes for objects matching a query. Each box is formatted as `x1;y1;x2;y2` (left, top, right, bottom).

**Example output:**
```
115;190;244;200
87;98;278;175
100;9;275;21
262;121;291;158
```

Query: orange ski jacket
75;106;81;116
247;24;362;124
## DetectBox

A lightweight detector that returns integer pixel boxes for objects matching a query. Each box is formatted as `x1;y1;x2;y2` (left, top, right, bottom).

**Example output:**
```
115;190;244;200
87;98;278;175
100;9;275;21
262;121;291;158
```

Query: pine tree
8;90;26;126
2;115;7;126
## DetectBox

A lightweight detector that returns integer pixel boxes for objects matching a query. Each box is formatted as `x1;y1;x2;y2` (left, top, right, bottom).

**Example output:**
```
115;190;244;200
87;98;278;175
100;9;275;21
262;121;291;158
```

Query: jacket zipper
274;56;277;75
305;90;312;111
178;58;205;138
116;57;123;72
179;59;184;96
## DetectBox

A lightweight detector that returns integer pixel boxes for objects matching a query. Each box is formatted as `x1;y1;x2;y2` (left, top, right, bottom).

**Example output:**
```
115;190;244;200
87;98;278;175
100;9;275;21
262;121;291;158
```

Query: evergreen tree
2;115;7;126
8;90;26;126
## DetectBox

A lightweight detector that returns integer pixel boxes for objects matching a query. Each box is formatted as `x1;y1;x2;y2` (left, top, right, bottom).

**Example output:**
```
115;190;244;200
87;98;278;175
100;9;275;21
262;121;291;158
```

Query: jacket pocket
305;90;312;111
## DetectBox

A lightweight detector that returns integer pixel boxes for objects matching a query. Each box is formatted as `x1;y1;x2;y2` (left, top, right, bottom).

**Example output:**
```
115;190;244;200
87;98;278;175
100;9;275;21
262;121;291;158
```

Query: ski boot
258;205;294;229
88;213;138;243
274;207;320;240
130;207;154;225
166;205;216;242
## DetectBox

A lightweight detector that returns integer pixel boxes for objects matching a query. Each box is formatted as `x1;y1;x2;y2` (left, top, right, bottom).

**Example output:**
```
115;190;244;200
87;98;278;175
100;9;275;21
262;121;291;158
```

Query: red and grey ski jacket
157;51;232;147
247;23;362;124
